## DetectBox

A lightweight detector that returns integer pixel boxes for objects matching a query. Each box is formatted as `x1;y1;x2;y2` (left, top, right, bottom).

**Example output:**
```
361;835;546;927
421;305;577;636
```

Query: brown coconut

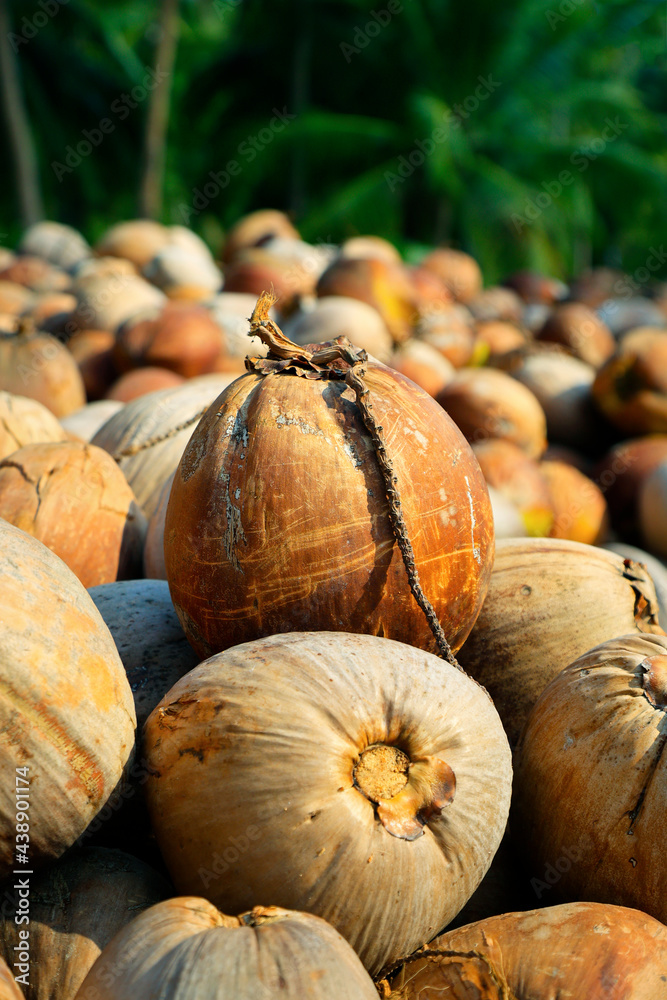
390;338;456;397
383;902;667;999
419;248;482;304
113;301;226;377
592;327;667;434
457;537;663;746
222;209;300;264
594;435;667;538
0;390;68;460
436;367;548;458
316;256;417;343
106;367;185;403
473;439;554;537
541;458;609;544
0;519;136;878
67;328;117;400
512;633;667;924
94;220;170;269
0;325;86;417
91;375;237;519
0;440;146;587
164;343;493;659
537;301;615;368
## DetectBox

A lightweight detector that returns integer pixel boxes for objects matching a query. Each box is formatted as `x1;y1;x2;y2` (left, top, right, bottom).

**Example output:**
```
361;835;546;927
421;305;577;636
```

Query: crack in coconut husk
245;291;463;671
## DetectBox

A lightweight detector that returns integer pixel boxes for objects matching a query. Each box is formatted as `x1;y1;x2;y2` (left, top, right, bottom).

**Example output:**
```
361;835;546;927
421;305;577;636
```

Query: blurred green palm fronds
1;0;666;280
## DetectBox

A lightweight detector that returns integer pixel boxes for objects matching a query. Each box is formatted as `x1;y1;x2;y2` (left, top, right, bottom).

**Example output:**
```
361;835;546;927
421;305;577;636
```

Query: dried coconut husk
492;344;608;453
285;296;394;364
457;537;663;747
390;338;456;397
67;328;117;400
143;471;172;579
316;256;417;343
381;902;667;999
0;322;86;417
143;631;511;974
436;367;547;458
592;327;667;434
91;374;237;519
473;439;553;537
419;248;482;304
536;301;615;368
114;302;229;377
0;390;68;460
0;848;170;1000
19;220;91;271
106;367;185;403
541;459;609;545
73;899;378;1000
0;440;146;587
594;435;667;539
61;401;124;442
603;541;667;626
88;579;199;731
0;519;136;879
512;633;667;924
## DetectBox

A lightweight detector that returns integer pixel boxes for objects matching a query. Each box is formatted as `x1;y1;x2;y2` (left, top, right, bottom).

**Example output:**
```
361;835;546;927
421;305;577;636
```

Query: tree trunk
139;0;180;220
0;0;44;227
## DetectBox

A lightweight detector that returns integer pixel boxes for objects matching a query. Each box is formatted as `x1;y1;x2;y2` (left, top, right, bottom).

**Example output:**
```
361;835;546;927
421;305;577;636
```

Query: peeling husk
382;902;667;999
0;848;170;1000
457;537;664;747
143;631;512;975
512;633;667;923
73;897;378;1000
0;520;136;878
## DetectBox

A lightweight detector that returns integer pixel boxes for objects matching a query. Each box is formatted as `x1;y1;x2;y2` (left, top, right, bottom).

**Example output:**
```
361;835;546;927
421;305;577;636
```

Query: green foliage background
2;0;667;282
